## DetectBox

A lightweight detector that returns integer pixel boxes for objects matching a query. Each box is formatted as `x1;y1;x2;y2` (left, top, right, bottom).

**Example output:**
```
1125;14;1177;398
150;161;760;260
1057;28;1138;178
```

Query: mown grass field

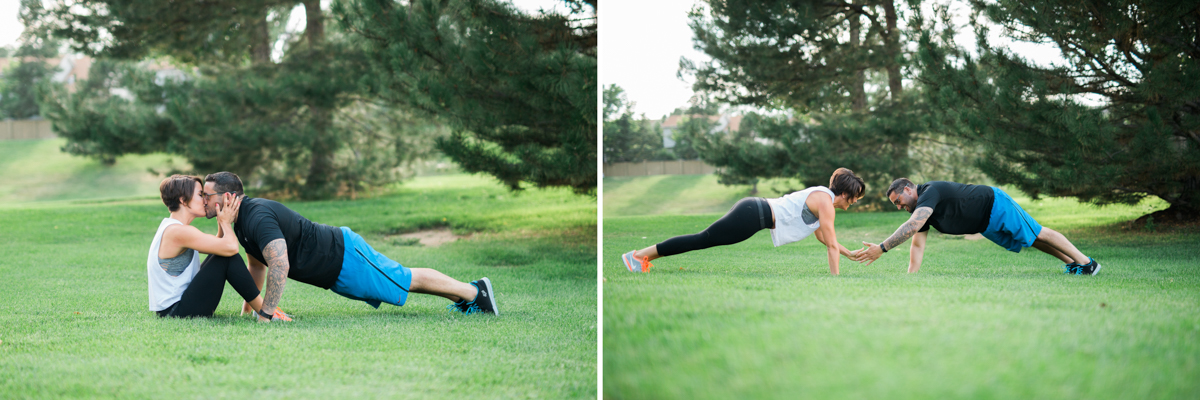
0;144;598;399
0;139;188;205
603;175;1200;399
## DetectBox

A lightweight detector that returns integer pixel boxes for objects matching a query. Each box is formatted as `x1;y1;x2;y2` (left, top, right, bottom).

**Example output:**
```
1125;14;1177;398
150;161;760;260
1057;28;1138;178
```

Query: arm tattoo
882;207;932;251
260;238;290;314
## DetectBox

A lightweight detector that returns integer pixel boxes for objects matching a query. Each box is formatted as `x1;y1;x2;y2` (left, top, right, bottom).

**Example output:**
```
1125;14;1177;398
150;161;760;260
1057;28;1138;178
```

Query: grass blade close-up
0;142;597;399
602;175;1200;399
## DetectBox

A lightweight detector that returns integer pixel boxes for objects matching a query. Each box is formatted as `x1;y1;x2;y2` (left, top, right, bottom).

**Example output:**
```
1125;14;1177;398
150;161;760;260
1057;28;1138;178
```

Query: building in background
0;53;92;94
659;113;742;148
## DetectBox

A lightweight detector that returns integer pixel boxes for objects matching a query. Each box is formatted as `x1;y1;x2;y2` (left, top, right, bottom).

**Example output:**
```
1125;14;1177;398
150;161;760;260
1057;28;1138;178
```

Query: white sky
599;0;709;120
0;0;20;49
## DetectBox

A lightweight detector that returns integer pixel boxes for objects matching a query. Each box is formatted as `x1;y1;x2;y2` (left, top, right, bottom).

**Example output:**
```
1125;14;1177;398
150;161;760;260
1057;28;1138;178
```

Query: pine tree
0;57;53;119
336;0;597;195
682;108;921;203
41;0;427;199
917;0;1200;221
682;0;920;206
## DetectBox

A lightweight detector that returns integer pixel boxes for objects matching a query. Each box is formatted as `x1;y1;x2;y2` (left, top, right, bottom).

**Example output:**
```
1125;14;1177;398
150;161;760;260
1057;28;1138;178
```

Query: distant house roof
661;114;741;132
0;56;58;73
727;115;743;132
661;114;686;129
0;54;93;91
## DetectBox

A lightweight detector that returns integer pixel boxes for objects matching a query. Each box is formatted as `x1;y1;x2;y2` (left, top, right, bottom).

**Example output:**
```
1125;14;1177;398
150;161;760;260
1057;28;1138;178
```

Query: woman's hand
216;193;242;226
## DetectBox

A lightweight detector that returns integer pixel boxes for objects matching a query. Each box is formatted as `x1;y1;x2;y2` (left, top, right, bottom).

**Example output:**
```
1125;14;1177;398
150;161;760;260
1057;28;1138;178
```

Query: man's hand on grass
852;242;884;266
848;245;867;259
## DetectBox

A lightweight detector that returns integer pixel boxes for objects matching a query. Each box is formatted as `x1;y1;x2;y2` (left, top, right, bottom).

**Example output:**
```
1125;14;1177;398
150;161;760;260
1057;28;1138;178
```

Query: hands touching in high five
847;242;885;266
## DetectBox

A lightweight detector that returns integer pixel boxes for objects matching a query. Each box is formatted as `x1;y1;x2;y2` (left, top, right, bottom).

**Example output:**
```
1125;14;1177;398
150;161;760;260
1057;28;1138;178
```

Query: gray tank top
159;248;195;277
801;203;819;225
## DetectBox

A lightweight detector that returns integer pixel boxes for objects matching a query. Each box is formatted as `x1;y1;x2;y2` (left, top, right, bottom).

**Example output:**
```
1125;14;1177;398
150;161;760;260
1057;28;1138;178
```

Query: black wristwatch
257;309;273;320
880;243;888;253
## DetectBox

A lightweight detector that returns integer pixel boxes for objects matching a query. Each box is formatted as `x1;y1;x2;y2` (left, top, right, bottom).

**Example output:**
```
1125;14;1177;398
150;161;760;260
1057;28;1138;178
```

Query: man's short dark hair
829;168;865;199
204;171;244;195
887;178;916;198
160;174;203;212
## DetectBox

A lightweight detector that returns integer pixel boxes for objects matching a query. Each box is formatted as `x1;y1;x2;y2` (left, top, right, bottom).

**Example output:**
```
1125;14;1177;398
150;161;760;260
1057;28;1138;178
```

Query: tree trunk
301;0;336;198
304;0;325;47
848;2;866;112
250;13;271;66
882;0;903;100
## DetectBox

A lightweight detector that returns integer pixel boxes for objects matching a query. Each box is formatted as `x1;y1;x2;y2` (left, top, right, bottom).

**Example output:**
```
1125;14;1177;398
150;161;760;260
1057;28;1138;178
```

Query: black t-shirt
914;181;995;235
233;197;344;289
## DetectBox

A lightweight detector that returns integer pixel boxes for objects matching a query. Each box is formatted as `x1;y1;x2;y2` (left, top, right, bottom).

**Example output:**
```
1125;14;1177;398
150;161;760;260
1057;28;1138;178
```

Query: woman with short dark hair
620;168;866;275
147;174;288;319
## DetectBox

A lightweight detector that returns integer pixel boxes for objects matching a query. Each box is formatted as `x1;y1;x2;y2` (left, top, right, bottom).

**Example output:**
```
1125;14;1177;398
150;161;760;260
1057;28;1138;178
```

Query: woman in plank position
621;168;865;275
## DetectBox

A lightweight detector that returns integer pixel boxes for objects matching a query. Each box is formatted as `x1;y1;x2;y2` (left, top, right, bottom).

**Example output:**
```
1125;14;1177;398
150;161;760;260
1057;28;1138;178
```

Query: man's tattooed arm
881;207;933;251
259;238;289;320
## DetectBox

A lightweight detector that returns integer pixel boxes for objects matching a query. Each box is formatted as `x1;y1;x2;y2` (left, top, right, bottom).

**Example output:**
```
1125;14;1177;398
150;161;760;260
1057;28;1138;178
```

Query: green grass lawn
603;175;800;217
603;175;1200;399
0;172;597;399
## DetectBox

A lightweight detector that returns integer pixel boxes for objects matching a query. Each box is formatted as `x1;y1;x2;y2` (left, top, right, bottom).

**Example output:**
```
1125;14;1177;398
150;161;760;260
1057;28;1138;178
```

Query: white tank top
766;186;836;247
147;218;200;311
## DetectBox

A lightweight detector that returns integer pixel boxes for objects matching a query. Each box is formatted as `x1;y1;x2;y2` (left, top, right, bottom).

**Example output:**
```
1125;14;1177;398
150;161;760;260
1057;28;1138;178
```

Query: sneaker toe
622;251;640;273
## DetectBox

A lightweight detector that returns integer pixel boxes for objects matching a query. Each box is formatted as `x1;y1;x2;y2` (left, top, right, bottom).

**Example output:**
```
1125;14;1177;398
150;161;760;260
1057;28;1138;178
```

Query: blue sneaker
621;251;654;273
1062;262;1080;274
446;300;478;315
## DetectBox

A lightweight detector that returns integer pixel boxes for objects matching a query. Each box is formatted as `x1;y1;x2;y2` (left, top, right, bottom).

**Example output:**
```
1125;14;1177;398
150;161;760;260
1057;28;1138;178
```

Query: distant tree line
601;84;718;164
0;1;60;120
12;0;596;199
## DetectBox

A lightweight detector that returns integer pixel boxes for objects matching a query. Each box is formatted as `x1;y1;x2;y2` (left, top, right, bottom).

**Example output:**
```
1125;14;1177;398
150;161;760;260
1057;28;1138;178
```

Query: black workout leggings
657;197;774;257
157;254;260;318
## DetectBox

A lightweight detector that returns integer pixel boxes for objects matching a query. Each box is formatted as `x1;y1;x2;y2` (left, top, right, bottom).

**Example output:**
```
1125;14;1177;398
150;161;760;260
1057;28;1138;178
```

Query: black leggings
157;254;261;318
657;197;774;257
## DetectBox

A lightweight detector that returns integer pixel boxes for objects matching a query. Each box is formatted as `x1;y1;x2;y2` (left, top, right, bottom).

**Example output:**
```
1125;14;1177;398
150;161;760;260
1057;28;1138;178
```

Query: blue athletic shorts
981;187;1044;253
331;227;412;308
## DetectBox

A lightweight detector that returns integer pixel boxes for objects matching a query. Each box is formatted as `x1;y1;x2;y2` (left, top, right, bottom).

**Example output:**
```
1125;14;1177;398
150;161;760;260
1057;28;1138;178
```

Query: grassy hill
0;138;189;205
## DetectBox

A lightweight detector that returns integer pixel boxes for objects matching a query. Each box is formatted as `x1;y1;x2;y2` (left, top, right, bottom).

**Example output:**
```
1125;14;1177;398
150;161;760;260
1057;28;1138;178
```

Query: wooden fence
0;120;56;140
603;160;717;177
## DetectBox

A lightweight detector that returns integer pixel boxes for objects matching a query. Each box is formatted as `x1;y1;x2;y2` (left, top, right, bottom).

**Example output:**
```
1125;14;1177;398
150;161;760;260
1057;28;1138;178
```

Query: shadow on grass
0;139;38;172
1070;221;1200;248
615;174;709;216
153;307;462;326
446;227;597;269
602;176;633;193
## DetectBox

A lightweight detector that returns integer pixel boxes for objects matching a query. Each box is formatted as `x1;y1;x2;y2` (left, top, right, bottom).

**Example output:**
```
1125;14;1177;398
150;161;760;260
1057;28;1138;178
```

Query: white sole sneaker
622;251;653;273
477;277;499;316
621;251;638;272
